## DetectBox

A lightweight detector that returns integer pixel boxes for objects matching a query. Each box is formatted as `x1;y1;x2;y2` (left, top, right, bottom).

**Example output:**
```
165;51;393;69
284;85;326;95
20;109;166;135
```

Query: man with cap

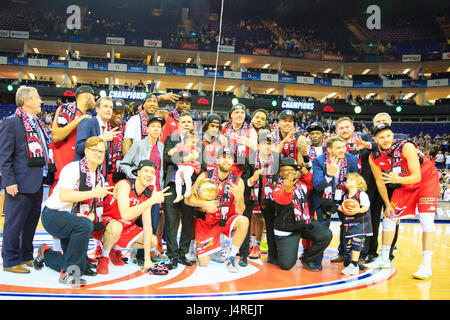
221;103;255;178
51;85;96;187
120;115;167;263
93;160;171;275
365;122;439;280
273;109;307;166
122;92;179;155
242;131;281;265
272;157;332;271
201;113;223;171
185;147;249;273
160;91;192;144
302;122;326;172
107;99;127;186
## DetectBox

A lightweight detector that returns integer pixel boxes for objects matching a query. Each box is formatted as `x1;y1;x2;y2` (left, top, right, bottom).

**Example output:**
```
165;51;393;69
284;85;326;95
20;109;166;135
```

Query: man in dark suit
0;86;55;273
312;135;359;267
74;96;117;177
163;111;206;269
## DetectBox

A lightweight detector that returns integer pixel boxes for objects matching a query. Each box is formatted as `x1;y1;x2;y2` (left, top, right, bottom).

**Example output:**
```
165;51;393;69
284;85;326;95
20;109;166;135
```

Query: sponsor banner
127;65;147;73
297;76;315;85
8;57;27;66
402;54;421;62
223;70;242;79
260;73;279;82
402;79;426;87
196;97;210;105
69;35;85;42
304;52;321;60
422;52;441;61
106;36;125;45
331;79;353;87
242;72;260;80
108;63;127;72
166;67;186;76
108;90;147;100
147;66;166;74
48;60;68;68
180;42;199;50
442;52;450;60
186;68;204;77
427;79;449;87
218;45;235;53
281;100;315;111
383;79;403;88
353;81;382;88
279;75;296;83
143;39;162;48
271;49;288;57
365;55;381;62
314;78;332;86
28;58;48;67
0;56;7;64
382;55;399;62
346;55;363;62
252;48;271;56
10;30;29;39
88;62;108;71
204;70;223;78
0;30;9;37
322;53;345;62
287;51;304;59
68;60;88;69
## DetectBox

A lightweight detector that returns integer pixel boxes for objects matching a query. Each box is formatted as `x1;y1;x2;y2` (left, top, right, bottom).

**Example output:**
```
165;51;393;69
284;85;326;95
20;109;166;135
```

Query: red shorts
91;217;144;249
194;214;243;258
252;205;261;215
391;176;440;218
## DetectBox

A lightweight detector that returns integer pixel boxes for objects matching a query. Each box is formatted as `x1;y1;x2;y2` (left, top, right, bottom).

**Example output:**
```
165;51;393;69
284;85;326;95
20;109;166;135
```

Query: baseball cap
179;91;192;101
206;113;221;124
278;109;296;121
144;93;158;102
146;114;166;127
306;122;325;133
75;85;95;97
131;160;156;176
113;99;126;110
216;147;233;158
372;122;392;136
230;103;247;114
279;157;301;171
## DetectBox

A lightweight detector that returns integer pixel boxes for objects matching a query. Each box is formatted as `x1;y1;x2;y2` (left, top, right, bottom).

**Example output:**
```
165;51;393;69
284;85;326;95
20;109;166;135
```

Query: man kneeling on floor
184;147;249;272
92;160;171;275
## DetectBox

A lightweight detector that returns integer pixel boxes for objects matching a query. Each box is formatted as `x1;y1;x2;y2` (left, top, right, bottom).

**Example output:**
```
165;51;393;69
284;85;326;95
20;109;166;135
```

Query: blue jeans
41;207;93;275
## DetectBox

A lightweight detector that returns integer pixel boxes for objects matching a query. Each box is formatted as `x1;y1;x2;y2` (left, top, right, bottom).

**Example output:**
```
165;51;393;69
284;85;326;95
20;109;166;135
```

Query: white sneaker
363;257;391;269
185;251;196;263
210;251;226;263
173;195;184;203
342;263;359;276
413;264;432;280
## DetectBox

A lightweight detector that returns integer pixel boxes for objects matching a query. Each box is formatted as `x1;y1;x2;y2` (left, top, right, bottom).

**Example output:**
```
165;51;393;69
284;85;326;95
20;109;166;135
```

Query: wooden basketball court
0;217;448;300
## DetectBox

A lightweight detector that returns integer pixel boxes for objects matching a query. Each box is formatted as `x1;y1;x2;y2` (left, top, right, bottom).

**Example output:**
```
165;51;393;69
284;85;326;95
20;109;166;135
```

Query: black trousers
239;199;254;261
163;182;195;259
260;202;278;262
362;183;384;258
275;220;332;270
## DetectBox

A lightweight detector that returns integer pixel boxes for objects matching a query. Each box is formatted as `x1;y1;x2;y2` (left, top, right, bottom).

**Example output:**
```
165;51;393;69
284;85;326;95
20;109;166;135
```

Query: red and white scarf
251;151;275;205
323;151;348;199
276;177;311;224
15;107;55;172
73;157;104;220
139;110;148;140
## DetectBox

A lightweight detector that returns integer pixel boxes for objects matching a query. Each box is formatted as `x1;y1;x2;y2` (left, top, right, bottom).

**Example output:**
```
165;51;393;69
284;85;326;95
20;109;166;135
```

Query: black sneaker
59;272;87;288
301;260;320;272
33;243;50;270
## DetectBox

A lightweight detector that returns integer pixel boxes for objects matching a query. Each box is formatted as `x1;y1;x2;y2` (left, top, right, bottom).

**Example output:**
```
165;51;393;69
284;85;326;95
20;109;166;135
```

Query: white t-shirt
123;114;144;142
435;154;444;163
445;155;450;165
43;161;101;212
354;191;370;208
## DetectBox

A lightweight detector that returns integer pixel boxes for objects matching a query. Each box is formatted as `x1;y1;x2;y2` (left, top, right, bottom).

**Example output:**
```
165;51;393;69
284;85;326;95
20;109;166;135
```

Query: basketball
341;198;360;216
195;178;219;201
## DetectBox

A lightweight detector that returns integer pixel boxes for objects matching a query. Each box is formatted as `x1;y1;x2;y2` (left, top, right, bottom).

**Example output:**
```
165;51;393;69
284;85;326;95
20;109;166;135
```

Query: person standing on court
51;85;96;187
0;86;56;273
74;97;117;179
